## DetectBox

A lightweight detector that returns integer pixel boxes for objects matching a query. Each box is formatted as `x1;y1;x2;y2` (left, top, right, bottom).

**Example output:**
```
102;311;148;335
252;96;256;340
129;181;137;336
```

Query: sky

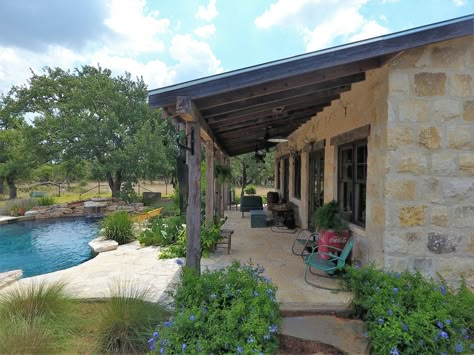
0;0;472;96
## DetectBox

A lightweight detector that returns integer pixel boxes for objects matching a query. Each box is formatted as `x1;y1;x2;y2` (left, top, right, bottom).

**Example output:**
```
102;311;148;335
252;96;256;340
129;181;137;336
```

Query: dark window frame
293;153;301;199
337;139;367;227
276;159;280;189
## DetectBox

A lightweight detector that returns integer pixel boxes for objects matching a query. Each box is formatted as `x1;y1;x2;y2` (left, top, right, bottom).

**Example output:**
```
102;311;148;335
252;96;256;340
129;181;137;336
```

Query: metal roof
149;15;473;156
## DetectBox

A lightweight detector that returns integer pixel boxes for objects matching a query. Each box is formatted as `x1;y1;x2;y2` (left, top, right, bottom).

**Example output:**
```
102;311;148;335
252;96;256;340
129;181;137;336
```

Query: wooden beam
202;86;350;119
199;73;365;116
330;124;371;145
207;91;343;125
176;96;226;152
185;118;202;272
212;106;325;134
219;118;313;141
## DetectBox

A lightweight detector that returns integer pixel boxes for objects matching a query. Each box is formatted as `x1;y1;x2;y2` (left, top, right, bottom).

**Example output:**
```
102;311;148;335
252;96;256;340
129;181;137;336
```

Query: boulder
0;269;22;289
24;210;39;217
88;237;118;253
84;201;108;208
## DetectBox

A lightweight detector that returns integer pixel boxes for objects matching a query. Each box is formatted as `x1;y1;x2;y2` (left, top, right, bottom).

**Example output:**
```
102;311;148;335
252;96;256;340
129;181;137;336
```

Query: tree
12;65;164;197
0;124;36;199
0;92;37;199
230;149;275;197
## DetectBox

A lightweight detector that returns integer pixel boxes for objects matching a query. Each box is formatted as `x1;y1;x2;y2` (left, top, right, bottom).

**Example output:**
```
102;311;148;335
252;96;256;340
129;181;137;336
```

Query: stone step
281;315;369;355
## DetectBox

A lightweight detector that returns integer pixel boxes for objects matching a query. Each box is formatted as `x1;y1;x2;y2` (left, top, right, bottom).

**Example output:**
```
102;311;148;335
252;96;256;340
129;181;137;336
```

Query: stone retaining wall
28;198;145;219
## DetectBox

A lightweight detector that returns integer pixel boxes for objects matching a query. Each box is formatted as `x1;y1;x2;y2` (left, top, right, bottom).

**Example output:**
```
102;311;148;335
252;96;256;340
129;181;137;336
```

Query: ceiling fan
254;143;266;163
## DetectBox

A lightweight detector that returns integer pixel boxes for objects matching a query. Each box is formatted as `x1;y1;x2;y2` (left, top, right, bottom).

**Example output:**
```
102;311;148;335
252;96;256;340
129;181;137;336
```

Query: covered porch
148;16;474;287
205;209;352;311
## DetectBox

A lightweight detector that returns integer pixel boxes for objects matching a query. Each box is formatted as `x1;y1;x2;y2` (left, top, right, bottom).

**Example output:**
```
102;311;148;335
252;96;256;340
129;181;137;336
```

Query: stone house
149;16;473;286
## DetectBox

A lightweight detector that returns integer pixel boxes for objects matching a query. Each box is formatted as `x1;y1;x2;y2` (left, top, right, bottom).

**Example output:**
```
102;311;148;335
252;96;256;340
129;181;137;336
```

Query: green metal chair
291;229;318;259
303;238;353;288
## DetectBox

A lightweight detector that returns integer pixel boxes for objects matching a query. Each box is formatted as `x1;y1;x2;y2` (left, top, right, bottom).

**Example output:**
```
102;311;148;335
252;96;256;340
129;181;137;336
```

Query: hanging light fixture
267;136;288;143
267;107;288;143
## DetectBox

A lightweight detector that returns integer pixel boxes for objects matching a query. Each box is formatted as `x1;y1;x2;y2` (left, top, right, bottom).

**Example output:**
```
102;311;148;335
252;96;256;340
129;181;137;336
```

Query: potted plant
214;163;232;184
314;200;350;259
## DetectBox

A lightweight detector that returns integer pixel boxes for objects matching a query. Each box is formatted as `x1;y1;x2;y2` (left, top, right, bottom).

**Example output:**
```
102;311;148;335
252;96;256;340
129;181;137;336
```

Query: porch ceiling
149;15;473;157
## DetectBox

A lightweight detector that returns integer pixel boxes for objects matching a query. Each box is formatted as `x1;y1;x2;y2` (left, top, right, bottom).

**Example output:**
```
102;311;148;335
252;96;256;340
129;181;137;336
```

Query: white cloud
349;20;390;42
452;0;466;5
169;34;223;82
194;24;216;38
195;0;218;21
0;0;224;95
255;0;389;51
104;0;170;55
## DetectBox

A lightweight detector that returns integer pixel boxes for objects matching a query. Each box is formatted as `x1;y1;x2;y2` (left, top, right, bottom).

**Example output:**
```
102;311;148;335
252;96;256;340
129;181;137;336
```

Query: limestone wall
384;35;474;287
275;64;389;266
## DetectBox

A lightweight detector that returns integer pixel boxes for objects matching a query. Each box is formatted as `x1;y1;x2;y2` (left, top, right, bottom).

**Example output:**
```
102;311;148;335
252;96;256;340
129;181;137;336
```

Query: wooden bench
215;228;233;254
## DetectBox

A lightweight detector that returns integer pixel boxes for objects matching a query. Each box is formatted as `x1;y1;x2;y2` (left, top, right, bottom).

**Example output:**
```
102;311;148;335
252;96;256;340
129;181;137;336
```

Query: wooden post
218;151;225;217
222;155;230;211
176;96;204;273
185;121;201;272
205;139;215;226
214;149;222;219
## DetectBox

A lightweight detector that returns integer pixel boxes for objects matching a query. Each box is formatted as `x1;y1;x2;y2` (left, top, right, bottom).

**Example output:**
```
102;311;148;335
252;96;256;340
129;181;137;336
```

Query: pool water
0;218;100;278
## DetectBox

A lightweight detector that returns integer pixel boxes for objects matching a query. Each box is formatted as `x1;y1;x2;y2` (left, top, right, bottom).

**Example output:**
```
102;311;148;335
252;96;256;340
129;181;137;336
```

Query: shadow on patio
203;209;352;312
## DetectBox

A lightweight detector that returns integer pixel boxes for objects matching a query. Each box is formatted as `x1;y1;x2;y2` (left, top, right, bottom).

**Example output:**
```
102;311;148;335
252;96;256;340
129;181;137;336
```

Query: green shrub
6;198;38;216
200;223;223;257
119;182;141;203
155;219;224;259
97;281;169;353
343;265;474;354
78;180;88;187
244;184;257;195
148;261;281;353
101;212;134;245
138;215;185;247
37;196;56;206
158;228;187;259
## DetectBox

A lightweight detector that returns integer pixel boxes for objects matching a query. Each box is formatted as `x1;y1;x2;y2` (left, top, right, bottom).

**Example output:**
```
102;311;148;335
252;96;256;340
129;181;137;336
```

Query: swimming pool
0;218;100;278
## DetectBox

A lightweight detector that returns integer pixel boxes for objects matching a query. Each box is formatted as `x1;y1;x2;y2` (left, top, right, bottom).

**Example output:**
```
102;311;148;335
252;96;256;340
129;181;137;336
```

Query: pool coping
0;215;36;225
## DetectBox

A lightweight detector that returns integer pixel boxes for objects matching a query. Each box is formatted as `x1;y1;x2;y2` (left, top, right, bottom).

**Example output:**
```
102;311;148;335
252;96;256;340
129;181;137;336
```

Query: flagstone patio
204;209;352;312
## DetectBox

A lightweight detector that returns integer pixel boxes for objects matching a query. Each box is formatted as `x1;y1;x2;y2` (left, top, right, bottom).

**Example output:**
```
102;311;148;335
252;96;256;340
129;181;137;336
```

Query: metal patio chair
303;237;353;290
291;229;318;259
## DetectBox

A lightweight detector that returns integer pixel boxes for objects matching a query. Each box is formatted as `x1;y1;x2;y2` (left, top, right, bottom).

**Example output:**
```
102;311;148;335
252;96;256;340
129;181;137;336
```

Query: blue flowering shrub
343;265;473;354
148;260;281;354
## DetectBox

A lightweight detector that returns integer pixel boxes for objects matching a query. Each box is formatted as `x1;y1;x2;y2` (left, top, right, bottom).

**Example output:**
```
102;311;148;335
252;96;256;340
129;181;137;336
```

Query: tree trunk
0;178;4;195
240;163;247;197
106;171;122;198
6;176;17;199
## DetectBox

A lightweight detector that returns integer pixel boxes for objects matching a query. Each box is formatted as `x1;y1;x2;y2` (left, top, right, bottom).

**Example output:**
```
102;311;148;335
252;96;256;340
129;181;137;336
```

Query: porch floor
203;209;352;312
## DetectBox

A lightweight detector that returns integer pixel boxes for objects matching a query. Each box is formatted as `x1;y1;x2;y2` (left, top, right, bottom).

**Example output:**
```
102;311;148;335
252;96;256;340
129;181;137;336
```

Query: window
308;149;324;231
283;157;289;202
293;154;301;199
338;140;367;226
276;159;280;189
